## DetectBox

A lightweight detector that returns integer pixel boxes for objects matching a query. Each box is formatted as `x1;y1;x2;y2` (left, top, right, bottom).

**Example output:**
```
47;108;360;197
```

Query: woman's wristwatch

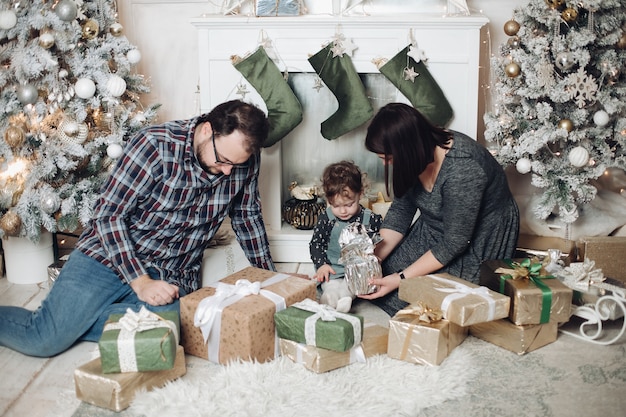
397;270;406;280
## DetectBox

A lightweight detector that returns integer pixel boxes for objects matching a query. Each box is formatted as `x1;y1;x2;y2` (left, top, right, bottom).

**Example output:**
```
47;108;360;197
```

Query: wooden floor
0;262;316;417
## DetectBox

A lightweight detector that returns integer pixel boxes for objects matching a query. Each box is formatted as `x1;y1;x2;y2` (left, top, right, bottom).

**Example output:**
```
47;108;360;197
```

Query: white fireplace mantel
192;13;489;262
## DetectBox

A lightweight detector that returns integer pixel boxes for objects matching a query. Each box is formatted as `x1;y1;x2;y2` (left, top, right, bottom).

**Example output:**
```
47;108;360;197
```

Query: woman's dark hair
365;103;451;198
322;160;364;204
198;100;269;154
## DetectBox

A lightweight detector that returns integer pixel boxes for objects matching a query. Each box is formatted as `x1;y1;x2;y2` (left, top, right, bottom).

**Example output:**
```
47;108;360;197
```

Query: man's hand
130;274;180;306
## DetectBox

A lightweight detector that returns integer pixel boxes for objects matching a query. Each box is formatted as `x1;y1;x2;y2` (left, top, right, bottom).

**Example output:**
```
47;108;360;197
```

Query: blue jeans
0;250;186;357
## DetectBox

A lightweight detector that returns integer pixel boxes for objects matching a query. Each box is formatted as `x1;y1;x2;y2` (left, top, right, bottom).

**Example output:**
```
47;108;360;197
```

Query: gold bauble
561;8;578;23
504;19;520;36
38;32;55;49
4;126;25;149
558;118;574;132
0;211;22;236
109;22;123;37
81;19;100;40
545;0;565;10
505;62;521;78
617;33;626;50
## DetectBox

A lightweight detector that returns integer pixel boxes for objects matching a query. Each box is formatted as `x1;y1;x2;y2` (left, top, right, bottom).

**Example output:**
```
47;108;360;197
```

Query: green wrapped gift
274;299;364;352
99;307;180;374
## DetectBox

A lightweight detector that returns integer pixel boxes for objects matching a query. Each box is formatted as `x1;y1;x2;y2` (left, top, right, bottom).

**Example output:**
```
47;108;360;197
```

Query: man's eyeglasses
212;132;247;167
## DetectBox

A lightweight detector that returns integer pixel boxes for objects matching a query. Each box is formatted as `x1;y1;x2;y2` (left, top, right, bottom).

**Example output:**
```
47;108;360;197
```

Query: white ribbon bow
290;298;362;349
193;274;289;363
428;275;496;321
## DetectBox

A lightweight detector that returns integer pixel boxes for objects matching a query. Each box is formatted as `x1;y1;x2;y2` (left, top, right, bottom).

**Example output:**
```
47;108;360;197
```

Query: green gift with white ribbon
99;307;180;374
274;299;363;352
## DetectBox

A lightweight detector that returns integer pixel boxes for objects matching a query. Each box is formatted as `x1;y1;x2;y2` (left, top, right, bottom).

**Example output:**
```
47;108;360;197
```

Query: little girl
309;160;383;312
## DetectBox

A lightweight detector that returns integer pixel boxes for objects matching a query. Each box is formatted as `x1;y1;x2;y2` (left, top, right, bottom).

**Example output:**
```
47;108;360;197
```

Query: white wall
118;0;528;124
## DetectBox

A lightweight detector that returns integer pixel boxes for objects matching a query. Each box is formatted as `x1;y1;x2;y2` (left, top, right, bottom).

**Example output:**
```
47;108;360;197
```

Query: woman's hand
358;272;402;300
313;264;336;282
130;274;180;306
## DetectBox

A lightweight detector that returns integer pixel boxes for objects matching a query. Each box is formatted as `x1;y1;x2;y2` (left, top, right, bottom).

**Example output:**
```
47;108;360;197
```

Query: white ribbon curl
193;274;290;363
428;274;496;322
290;298;362;350
103;306;178;373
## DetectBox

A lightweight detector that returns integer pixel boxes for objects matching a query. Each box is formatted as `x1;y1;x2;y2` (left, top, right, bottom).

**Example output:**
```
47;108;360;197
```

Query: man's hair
322;160;364;203
198;100;269;154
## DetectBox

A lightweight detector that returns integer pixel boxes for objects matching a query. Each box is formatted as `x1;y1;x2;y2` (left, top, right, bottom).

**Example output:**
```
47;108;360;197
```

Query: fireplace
192;11;488;262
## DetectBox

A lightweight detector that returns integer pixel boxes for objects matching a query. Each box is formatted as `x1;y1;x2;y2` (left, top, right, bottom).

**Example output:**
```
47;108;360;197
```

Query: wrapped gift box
480;259;573;325
98;308;180;374
274;299;364;352
515;234;578;264
74;345;186;412
279;323;388;373
469;319;558;355
398;273;510;327
387;309;467;366
180;267;316;364
577;236;626;282
255;0;301;16
47;259;66;288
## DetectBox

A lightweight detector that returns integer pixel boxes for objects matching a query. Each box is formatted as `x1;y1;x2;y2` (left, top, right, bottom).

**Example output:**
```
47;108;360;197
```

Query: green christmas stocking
308;43;374;140
233;47;303;147
377;45;453;127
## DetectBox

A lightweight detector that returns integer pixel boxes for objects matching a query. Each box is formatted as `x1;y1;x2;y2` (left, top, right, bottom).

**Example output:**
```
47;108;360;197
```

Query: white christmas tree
484;0;626;224
0;0;159;241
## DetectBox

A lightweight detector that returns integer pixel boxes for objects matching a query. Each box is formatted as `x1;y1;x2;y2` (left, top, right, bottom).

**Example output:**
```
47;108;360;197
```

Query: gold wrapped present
98;307;179;374
480;259;573;325
469;319;558;355
516;233;578;264
387;303;468;366
399;273;510;327
74;345;186;412
180;267;316;364
279;323;388;373
577;236;626;282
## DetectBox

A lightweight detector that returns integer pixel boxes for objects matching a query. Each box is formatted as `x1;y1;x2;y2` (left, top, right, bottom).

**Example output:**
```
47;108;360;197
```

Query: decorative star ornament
259;32;278;61
404;67;419;82
313;76;324;92
236;83;250;98
407;45;427;63
331;42;346;58
341;38;358;57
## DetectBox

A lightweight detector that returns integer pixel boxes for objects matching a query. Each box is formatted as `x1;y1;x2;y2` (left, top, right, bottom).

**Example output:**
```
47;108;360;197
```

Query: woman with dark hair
359;103;519;316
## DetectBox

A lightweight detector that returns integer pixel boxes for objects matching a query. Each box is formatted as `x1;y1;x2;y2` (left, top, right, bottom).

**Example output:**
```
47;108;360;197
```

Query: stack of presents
72;234;626;412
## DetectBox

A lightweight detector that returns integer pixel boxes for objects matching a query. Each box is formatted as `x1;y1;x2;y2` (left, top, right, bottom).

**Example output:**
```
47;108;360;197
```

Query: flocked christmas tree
484;0;626;224
0;0;159;241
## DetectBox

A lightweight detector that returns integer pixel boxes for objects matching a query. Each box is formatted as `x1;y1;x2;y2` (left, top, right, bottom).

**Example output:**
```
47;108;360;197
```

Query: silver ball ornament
0;10;18;30
593;110;609;127
54;0;78;22
40;192;61;214
555;52;575;72
16;84;39;105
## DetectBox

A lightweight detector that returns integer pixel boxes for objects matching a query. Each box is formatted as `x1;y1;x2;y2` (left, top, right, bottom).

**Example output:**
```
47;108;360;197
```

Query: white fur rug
129;348;476;417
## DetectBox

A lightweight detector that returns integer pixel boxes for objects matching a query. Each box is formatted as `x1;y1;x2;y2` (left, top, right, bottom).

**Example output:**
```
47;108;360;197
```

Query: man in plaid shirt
0;100;276;357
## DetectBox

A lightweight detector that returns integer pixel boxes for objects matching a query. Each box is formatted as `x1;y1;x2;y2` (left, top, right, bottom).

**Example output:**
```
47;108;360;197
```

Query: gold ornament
81;19;100;40
505;62;521;77
38;32;55;49
558;119;574;132
504;19;520;36
561;8;578;23
616;33;626;50
4;126;25;149
545;0;565;10
109;22;123;37
0;211;22;236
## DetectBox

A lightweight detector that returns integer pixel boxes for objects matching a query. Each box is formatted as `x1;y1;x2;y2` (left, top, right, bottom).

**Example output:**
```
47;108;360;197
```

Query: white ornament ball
54;0;78;22
40;192;61;214
16;84;39;105
75;78;96;99
106;75;126;97
0;10;18;30
127;49;142;64
593;110;609;127
516;157;532;174
568;146;589;168
107;143;124;159
59;69;68;78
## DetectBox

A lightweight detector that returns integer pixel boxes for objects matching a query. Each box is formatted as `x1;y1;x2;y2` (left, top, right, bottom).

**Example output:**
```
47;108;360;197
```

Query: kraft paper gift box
274;298;364;352
398;273;510;327
180;266;316;364
387;303;468;366
279;323;389;373
516;233;578;264
74;345;186;412
577;236;626;282
98;307;180;374
479;259;573;325
469;319;558;355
